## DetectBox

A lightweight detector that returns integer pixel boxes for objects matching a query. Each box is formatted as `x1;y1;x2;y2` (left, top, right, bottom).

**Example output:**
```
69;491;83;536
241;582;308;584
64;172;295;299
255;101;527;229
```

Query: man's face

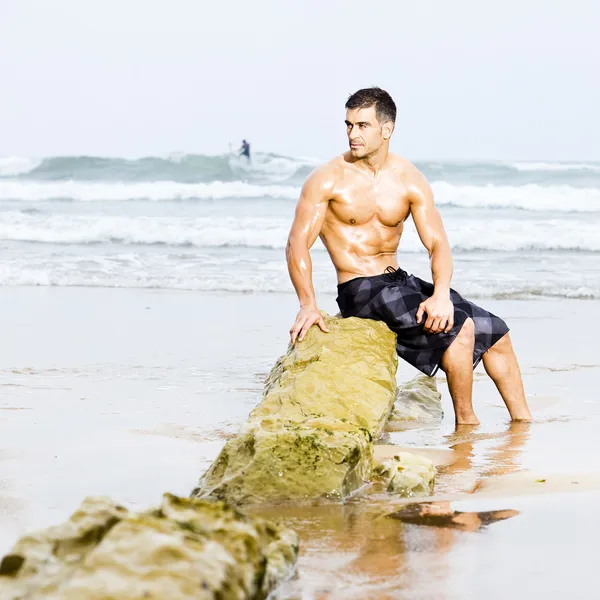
345;106;391;158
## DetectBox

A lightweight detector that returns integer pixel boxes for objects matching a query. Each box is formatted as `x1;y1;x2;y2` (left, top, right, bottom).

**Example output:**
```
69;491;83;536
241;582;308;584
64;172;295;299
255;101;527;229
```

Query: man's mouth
350;143;363;148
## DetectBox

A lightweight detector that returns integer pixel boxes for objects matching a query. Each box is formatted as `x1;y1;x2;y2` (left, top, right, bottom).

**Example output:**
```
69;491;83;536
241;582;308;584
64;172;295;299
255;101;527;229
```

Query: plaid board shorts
336;267;509;377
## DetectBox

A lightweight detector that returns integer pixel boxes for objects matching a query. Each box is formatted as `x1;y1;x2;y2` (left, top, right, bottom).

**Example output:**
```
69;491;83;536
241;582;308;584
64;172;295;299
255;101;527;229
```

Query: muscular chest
329;176;409;227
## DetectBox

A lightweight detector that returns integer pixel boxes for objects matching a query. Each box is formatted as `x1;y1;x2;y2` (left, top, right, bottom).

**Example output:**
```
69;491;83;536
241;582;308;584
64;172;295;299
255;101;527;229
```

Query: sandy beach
0;286;599;598
2;1;599;596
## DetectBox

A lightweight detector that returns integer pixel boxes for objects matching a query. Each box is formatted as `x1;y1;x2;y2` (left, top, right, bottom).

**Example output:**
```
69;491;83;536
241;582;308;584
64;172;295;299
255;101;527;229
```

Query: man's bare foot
511;416;533;423
455;415;480;426
507;401;533;422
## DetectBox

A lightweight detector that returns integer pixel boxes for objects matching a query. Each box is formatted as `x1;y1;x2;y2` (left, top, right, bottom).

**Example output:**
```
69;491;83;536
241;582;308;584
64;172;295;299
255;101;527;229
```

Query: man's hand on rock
290;306;329;344
416;293;454;334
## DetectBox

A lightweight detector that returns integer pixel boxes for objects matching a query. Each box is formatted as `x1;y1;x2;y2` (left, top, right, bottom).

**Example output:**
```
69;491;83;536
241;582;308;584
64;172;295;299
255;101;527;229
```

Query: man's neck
355;146;390;176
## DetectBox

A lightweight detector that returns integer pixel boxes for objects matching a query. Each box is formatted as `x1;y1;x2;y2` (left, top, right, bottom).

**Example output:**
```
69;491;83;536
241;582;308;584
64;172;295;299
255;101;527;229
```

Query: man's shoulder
388;153;419;174
319;154;348;173
388;154;429;187
302;156;345;189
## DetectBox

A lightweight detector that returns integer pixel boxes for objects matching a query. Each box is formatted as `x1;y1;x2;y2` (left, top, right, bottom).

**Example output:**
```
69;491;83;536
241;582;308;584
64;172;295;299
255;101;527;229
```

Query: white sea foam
0;212;597;252
510;161;600;173
1;179;599;212
402;218;600;253
431;182;600;212
1;153;598;300
0;261;597;299
0;180;300;201
0;157;42;177
0;213;292;247
227;153;319;182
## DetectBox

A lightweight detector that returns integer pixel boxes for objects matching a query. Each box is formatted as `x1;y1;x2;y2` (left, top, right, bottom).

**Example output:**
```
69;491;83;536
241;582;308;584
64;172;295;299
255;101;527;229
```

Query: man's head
344;87;396;158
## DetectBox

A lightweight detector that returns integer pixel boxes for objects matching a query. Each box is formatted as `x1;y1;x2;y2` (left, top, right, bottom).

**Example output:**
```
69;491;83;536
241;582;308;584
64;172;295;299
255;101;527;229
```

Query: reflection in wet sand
262;502;441;599
266;422;531;599
390;503;519;531
437;421;532;495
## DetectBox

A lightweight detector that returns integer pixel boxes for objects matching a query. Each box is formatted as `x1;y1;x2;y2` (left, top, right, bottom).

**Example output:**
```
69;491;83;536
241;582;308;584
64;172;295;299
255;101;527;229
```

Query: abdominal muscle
320;220;403;284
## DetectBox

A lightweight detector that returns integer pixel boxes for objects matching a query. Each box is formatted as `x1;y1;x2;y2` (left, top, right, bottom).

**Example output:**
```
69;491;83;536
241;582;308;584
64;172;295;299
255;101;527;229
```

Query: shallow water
1;154;600;298
258;386;600;599
0;289;599;599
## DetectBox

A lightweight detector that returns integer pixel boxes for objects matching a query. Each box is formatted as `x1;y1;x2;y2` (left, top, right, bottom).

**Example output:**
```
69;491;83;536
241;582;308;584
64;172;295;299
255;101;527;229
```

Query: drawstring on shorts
384;265;408;283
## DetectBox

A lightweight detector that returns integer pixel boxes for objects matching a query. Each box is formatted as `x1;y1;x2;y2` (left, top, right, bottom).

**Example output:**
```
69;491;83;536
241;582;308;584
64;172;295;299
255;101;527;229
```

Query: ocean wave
0;214;292;247
0;152;318;185
1;178;600;212
0;180;300;202
0;265;597;299
510;161;600;173
0;212;598;252
0;157;43;177
3;153;600;189
431;182;600;212
448;282;600;300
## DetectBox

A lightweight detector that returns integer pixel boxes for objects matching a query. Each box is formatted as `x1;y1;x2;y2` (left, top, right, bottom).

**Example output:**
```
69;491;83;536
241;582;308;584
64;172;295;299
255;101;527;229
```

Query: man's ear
382;121;394;140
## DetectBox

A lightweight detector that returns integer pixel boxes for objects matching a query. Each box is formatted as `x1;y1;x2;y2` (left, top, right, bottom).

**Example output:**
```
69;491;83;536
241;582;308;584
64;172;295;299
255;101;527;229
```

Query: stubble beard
350;145;368;159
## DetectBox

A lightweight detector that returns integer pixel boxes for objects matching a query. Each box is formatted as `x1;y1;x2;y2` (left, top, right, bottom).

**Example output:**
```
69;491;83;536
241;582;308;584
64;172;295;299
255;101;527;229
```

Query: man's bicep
288;174;330;248
409;176;448;254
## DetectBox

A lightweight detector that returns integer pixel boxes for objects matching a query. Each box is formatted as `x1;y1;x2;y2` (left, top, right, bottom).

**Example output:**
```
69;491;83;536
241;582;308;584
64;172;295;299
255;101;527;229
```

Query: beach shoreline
1;287;599;598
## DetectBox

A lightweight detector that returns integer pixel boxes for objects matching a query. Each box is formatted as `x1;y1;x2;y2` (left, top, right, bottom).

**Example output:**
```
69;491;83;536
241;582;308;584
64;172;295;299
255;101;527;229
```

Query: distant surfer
285;87;532;425
239;139;251;160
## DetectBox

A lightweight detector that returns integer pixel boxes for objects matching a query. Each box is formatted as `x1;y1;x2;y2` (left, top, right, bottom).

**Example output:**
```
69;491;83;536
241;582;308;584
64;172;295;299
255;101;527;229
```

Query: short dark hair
345;87;396;125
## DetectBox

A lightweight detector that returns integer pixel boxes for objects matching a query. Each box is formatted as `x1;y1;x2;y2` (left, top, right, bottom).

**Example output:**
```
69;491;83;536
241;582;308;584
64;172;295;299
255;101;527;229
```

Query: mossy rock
0;494;298;600
193;313;399;504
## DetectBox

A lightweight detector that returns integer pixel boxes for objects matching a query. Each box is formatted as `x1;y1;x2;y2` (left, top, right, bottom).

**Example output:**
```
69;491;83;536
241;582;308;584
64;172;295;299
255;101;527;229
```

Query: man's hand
289;306;329;344
416;293;454;334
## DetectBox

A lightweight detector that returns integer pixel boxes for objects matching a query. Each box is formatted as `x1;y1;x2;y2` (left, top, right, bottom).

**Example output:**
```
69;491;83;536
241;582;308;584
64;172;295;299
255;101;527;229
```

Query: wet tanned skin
286;104;533;424
286;105;454;344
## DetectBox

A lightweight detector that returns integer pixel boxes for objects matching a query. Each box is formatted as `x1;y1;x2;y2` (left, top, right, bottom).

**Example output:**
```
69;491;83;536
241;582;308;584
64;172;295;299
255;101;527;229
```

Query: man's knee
441;318;475;371
486;331;512;355
454;317;475;348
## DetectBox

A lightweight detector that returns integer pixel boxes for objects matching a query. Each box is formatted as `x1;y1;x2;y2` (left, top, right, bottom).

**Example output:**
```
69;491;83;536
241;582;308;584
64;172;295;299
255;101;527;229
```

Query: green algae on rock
193;312;399;504
0;494;298;600
373;452;436;496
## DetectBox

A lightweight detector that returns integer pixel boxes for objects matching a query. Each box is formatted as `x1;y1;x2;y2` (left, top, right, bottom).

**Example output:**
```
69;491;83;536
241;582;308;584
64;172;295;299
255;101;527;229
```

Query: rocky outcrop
0;494;298;600
0;315;444;598
387;374;443;425
372;452;435;496
193;313;400;504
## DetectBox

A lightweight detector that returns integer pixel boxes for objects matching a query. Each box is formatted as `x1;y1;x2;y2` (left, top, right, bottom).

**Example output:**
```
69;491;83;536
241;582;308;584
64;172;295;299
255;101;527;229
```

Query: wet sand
0;287;599;599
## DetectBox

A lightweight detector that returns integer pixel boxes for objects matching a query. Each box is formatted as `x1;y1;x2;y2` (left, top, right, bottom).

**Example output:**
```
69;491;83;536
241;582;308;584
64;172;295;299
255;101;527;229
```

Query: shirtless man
285;87;532;425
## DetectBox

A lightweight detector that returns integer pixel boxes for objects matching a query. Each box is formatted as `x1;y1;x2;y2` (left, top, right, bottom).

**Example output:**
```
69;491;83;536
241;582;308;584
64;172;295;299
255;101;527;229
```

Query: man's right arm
285;166;333;344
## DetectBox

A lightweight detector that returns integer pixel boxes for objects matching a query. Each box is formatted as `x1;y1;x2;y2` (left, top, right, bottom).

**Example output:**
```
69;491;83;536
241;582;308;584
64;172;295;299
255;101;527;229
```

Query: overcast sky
1;0;599;160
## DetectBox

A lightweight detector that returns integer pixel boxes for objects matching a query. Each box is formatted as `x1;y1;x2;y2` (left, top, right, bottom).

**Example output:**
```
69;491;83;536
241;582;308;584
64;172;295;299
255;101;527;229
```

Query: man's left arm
408;169;455;334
